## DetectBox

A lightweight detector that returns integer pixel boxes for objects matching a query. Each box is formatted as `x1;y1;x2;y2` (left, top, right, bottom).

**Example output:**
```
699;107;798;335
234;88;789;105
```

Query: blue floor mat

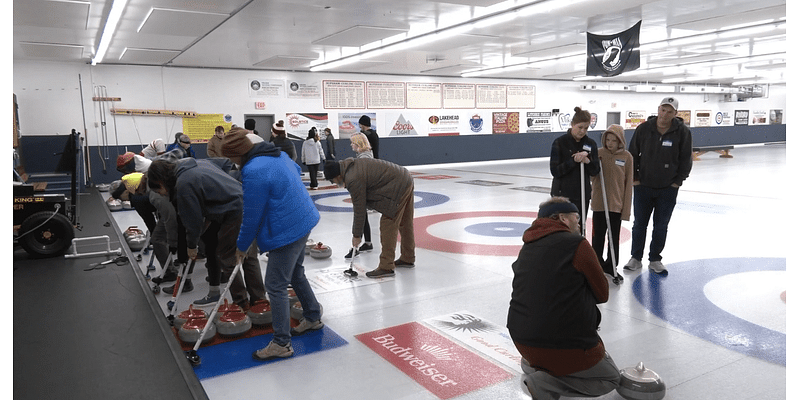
192;326;348;380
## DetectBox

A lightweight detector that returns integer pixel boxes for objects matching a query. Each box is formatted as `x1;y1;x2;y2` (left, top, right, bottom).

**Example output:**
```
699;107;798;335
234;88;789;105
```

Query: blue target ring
311;191;449;212
464;222;529;237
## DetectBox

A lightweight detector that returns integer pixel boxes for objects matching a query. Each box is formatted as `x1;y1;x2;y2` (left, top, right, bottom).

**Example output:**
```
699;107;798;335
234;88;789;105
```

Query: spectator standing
590;124;633;279
359;115;379;159
301;127;326;190
624;97;692;274
549;107;600;233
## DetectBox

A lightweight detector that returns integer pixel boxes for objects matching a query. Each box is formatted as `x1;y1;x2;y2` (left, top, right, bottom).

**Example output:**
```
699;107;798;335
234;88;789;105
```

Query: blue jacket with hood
235;141;320;252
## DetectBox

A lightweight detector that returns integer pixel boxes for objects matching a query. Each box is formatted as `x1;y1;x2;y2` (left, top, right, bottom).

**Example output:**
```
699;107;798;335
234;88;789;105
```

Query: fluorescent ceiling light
92;0;129;65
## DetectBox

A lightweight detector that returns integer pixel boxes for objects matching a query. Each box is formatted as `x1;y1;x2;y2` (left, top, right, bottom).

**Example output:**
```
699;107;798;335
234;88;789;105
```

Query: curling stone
216;309;252;337
107;198;123;211
290;300;324;321
212;299;243;324
174;305;208;330
97;183;110;192
178;316;216;345
309;242;332;259
108;180;122;193
305;238;316;255
123;226;147;251
122;200;132;210
287;288;298;304
246;299;273;326
616;362;666;400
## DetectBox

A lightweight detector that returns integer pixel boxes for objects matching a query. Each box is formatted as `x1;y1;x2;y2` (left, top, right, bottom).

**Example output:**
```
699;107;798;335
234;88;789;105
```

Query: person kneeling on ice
323;157;415;279
507;196;620;400
221;128;324;361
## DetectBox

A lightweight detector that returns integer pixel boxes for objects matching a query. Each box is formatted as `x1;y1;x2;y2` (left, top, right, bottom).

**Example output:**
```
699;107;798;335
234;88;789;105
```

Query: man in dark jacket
324;157;414;279
624;97;692;275
147;157;267;309
359;115;380;159
507;196;620;399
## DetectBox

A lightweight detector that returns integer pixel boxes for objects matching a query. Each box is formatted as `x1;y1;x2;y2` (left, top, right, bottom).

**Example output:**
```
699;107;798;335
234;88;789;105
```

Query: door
244;114;274;142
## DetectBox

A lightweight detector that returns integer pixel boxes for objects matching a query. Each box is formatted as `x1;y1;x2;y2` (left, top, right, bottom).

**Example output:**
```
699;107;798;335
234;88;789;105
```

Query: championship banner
586;20;641;77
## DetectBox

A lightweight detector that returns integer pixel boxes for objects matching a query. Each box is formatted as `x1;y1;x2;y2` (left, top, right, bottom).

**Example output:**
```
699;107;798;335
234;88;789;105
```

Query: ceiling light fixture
91;0;129;65
311;0;590;72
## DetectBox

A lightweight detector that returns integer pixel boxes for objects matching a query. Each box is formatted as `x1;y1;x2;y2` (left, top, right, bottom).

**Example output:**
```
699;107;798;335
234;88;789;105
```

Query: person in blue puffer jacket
221;127;324;362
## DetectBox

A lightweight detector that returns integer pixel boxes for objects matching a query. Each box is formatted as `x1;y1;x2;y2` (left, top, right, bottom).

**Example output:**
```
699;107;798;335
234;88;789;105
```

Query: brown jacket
590;125;633;220
207;134;223;158
340;157;414;238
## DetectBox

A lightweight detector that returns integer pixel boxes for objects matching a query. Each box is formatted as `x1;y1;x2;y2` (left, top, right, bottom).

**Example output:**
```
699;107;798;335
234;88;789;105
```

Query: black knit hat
323;161;341;181
358;115;371;128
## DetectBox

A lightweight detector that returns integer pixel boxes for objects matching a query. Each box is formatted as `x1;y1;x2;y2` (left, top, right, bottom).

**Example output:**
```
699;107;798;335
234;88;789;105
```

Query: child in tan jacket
590;125;633;279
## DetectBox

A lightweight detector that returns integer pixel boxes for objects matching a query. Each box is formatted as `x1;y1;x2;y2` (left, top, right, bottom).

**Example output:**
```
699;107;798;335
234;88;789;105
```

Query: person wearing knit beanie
116;152;136;173
272;120;286;136
222;127;255;165
358;115;371;128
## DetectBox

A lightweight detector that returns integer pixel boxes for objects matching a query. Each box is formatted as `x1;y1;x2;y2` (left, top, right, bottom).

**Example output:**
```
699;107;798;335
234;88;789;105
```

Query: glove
169;246;177;255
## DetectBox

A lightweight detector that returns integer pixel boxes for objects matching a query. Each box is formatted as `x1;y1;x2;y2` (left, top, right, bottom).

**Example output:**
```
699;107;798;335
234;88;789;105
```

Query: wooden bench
692;145;733;161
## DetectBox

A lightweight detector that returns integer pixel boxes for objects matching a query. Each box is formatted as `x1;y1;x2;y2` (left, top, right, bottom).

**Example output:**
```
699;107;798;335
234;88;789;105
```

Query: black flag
586;20;641;77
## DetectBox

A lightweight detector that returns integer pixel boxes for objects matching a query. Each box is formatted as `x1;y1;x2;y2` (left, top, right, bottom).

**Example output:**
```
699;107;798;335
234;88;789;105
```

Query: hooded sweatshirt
173;158;242;249
590;126;633;220
629;115;693;188
507;217;609;376
235;141;320;252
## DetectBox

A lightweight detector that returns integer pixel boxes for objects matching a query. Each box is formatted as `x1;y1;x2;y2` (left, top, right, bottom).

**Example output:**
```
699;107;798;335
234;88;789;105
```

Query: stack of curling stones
617;362;666;400
174;305;207;330
178;309;216;345
107;198;123;211
309;242;332;259
247;299;272;326
123;226;147;251
213;299;252;337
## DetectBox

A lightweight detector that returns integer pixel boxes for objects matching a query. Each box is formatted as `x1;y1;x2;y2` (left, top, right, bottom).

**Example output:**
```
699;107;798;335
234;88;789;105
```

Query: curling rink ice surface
109;143;790;400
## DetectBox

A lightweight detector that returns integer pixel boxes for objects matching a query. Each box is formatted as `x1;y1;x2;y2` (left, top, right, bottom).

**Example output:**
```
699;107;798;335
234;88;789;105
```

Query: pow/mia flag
586;20;641;77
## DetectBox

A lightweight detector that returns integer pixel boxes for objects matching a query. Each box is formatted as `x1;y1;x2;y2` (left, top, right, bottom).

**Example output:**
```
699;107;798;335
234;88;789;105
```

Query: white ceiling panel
11;0;786;86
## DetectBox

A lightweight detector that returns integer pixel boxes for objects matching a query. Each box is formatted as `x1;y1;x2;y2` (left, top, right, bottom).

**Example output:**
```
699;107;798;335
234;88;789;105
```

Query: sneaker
291;319;324;336
365;268;395;278
252;341;294;361
344;248;360;259
394;259;415;269
152;267;177;284
648;260;668;274
358;242;373;252
163;279;193;294
193;293;220;306
623;258;642;271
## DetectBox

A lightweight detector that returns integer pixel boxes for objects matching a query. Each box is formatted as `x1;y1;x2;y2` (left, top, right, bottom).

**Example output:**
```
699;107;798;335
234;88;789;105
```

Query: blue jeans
630;185;679;262
264;233;322;346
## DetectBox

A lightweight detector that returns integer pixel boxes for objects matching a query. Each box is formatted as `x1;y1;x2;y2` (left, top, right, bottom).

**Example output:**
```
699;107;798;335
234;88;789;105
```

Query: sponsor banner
286;113;328;139
249;79;284;97
338;113;374;139
751;110;768;125
356;322;512;399
734;110;750;125
287;80;321;99
526;112;552;133
624;111;647;130
715;111;733;126
694;110;713;127
556;111;571;131
466;113;489;135
769;109;783;124
676;110;691;126
427;114;460;136
424;311;522;374
586;21;641;77
492;112;519;134
305;262;392;294
390;114;420;136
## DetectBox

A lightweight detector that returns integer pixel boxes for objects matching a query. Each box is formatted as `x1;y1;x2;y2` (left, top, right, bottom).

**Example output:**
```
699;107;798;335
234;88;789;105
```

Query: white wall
13;60;786;149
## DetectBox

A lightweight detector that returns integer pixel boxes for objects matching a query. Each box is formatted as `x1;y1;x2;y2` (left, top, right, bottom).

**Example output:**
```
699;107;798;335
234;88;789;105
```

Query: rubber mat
191;326;348;380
